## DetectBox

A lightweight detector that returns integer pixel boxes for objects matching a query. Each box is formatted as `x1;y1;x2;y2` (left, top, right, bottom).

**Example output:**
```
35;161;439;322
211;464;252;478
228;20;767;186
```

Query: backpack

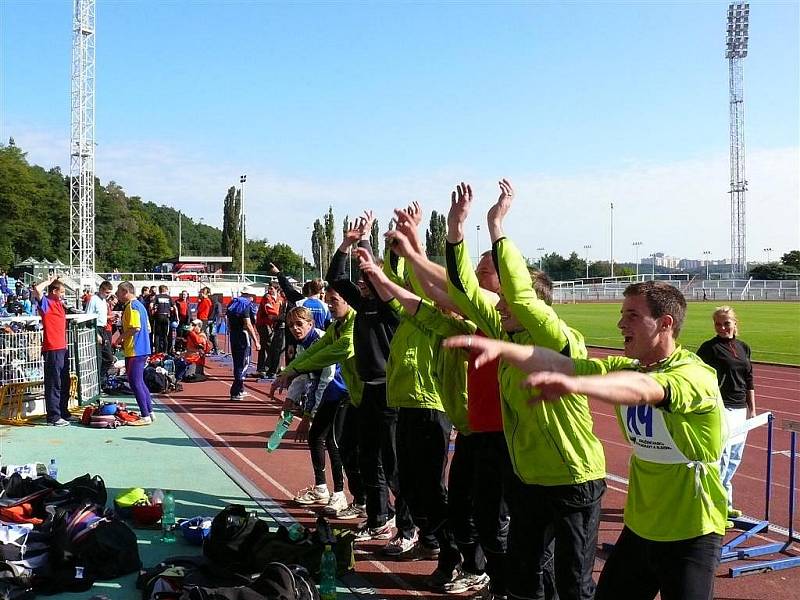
144;366;169;393
204;507;353;579
72;518;141;580
250;563;319;600
203;505;272;574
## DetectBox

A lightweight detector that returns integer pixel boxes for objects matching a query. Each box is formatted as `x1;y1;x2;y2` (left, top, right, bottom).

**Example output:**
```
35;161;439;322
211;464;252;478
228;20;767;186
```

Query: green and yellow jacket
445;237;606;486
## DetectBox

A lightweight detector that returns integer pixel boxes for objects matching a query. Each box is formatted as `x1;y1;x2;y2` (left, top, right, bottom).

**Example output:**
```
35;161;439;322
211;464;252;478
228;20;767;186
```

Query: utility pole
632;241;642;278
240;174;246;280
610;202;615;277
583;244;592;279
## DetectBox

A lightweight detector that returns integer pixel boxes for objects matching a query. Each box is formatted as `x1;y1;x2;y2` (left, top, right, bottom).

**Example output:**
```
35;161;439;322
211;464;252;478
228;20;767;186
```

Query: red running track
162;349;800;599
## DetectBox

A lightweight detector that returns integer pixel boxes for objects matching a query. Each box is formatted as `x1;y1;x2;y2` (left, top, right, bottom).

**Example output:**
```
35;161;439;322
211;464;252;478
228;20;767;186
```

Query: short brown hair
99;281;113;292
47;280;64;294
306;278;324;296
624;281;687;337
528;268;554;306
117;281;135;295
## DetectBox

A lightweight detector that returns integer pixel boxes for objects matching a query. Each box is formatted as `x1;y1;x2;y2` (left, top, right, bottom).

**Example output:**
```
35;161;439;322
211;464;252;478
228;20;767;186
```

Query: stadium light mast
726;3;749;276
632;241;642;278
703;250;712;279
583;244;591;279
537;247;545;271
69;0;96;291
610;202;614;278
763;247;773;263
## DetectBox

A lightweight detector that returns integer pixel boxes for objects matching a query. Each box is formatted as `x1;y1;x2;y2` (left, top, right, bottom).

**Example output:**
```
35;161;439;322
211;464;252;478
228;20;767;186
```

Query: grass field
554;301;800;366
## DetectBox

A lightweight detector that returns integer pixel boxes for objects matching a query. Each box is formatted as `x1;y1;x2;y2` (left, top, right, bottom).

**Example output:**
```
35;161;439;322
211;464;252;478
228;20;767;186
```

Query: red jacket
256;294;283;327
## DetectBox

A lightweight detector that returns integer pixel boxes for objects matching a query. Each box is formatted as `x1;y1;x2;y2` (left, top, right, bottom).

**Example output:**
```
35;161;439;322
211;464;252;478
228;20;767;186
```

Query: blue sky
2;1;798;265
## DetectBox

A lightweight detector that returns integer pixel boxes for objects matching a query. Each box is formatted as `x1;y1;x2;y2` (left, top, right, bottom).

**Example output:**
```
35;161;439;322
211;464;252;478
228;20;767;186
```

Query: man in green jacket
445;181;605;600
444;280;727;600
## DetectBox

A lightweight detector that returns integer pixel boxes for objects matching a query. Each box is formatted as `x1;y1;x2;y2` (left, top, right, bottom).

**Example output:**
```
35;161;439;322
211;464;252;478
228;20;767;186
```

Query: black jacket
326;242;397;383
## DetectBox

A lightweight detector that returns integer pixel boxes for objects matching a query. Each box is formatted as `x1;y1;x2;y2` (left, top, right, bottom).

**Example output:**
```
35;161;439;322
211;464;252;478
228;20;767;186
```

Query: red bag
81;406;96;426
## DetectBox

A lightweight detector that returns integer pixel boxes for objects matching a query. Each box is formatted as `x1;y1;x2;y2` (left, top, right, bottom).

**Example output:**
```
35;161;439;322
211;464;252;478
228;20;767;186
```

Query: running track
162;350;800;599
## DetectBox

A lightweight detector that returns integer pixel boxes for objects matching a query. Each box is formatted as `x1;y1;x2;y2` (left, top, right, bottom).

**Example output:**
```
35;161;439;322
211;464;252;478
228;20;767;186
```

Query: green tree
324;206;336;275
370;219;380;256
221;186;239;259
312;219;325;276
425;211;447;259
781;250;800;271
748;262;793;280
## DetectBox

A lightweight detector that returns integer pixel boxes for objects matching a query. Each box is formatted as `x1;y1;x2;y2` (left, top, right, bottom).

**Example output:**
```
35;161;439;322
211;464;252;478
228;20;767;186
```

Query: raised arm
488;180;574;353
444;184;504;338
270;263;304;303
356;247;420;313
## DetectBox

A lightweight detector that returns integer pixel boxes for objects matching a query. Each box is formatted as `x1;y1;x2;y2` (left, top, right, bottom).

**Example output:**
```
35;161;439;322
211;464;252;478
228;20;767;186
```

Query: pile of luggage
0;467;355;600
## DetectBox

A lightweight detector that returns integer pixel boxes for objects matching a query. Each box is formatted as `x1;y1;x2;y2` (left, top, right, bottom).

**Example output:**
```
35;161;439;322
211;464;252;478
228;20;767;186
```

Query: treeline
0;142;306;276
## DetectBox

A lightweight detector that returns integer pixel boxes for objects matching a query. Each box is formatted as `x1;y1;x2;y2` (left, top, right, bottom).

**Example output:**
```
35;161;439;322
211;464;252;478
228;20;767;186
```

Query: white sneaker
441;569;490;594
324;492;348;513
294;485;330;505
324;502;366;520
353;520;394;542
383;530;418;556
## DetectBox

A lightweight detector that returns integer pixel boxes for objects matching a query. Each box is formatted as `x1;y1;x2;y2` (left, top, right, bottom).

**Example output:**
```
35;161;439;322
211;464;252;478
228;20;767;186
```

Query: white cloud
8;123;798;264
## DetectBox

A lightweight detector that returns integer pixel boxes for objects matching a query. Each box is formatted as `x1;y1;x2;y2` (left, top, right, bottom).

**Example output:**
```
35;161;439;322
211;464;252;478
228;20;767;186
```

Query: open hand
384;228;415;259
442;334;501;368
269;262;280;275
447;182;472;242
487;179;515;228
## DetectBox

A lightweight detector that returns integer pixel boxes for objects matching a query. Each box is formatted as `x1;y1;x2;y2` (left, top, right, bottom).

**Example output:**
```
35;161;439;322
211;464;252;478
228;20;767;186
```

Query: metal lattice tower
69;0;96;289
726;3;749;275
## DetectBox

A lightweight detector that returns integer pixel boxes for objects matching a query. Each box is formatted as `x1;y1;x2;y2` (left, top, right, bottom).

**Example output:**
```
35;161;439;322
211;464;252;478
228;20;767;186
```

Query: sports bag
203;505;271;574
89;415;119;429
144;366;169;393
250;563;319;600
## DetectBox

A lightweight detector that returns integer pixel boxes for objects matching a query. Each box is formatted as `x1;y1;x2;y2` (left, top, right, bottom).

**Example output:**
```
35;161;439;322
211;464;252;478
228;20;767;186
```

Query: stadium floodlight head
726;3;750;59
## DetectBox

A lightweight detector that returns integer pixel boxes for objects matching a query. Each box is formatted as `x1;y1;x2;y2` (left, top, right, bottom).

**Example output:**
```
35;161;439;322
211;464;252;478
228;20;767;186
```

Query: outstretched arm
443;335;663;406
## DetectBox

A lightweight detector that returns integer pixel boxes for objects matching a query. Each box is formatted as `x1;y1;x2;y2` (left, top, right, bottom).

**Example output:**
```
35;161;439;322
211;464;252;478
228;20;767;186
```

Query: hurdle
720;413;800;576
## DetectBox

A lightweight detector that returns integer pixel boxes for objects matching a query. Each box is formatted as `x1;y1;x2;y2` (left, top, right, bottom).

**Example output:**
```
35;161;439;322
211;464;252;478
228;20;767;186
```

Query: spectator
185;318;212;375
255;283;283;378
196;287;213;334
31;277;71;426
151;285;175;353
85;280;114;379
116;281;154;425
697;306;756;520
175;290;192;341
226;287;260;401
81;287;92;310
209;293;225;355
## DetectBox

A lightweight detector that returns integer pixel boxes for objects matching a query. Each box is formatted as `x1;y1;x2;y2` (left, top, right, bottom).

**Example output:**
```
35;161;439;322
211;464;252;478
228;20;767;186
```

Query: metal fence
0;314;99;422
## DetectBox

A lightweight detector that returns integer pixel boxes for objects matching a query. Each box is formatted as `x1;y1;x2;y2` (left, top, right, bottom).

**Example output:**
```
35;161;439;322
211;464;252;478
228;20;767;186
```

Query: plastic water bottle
266;411;294;453
47;458;58;480
319;544;337;600
161;489;176;543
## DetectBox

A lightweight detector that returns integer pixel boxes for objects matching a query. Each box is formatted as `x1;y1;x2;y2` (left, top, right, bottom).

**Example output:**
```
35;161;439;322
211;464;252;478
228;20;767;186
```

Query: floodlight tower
69;0;96;289
726;3;749;276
